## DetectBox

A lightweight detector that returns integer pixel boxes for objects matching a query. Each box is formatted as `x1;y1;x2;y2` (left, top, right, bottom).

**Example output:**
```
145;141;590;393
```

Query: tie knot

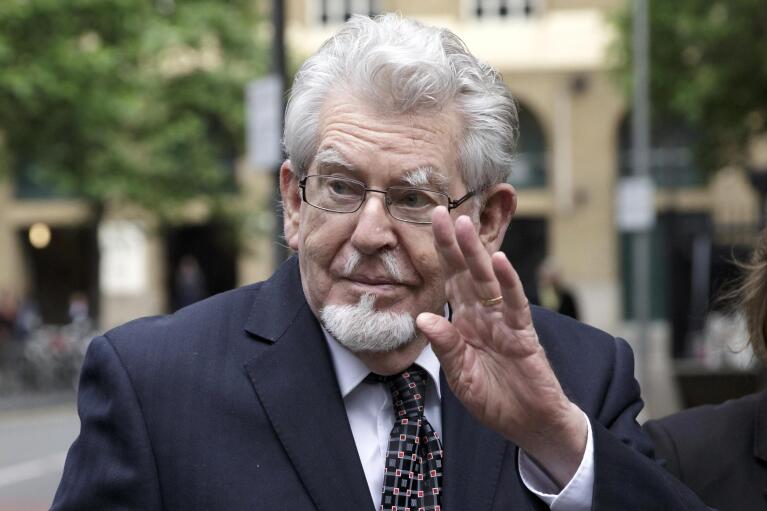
385;365;428;419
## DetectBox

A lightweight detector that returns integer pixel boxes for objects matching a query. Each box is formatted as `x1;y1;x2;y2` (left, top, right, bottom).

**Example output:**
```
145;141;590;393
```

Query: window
618;114;703;188
473;0;543;19
314;0;381;25
511;104;548;189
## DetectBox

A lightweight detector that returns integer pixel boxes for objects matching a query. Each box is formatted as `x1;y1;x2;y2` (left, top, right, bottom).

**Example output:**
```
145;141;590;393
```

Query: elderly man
53;14;705;511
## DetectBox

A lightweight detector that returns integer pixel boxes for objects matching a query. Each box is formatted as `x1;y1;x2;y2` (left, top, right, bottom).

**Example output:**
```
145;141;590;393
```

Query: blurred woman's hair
737;228;767;364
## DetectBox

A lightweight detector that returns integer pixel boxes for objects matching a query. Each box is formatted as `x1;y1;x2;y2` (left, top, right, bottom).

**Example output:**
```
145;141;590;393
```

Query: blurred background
0;0;765;509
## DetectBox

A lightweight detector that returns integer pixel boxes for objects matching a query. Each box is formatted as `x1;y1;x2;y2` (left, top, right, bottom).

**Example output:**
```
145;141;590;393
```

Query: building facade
0;0;760;354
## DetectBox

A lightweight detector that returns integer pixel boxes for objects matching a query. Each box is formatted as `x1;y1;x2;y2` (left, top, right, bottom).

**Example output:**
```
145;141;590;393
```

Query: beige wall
286;0;307;25
382;0;463;18
385;0;461;18
548;0;624;13
0;180;24;295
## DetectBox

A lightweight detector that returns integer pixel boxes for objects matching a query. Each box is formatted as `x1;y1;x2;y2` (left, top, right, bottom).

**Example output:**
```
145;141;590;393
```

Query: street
0;404;79;511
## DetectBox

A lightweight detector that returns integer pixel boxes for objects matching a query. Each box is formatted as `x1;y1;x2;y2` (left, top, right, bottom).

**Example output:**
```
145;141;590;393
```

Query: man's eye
397;191;433;208
327;179;357;195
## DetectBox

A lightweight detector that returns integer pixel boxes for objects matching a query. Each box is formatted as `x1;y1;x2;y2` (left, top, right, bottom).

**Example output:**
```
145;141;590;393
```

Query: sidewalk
0;390;76;415
613;321;682;422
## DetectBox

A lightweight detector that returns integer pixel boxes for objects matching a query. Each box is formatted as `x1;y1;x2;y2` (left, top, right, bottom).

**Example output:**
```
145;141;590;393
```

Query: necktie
375;366;443;511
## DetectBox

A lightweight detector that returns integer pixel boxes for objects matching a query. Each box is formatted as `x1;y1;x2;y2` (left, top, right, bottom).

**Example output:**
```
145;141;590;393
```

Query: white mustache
342;249;402;282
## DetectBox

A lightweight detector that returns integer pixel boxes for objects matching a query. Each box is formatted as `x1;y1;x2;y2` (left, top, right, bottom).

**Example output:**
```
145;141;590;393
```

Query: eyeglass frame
297;174;476;225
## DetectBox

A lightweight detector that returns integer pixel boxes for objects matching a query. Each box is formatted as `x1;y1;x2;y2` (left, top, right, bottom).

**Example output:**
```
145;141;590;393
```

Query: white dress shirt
323;328;595;510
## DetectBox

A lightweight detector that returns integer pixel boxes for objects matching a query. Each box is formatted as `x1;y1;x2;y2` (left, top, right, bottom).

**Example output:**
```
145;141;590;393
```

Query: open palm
416;207;586;486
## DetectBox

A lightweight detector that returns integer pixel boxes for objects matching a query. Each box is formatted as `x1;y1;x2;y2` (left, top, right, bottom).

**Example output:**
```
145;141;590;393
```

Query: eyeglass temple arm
448;191;476;210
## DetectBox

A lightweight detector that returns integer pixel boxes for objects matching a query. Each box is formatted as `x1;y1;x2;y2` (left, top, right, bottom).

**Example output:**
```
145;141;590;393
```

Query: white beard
320;293;416;353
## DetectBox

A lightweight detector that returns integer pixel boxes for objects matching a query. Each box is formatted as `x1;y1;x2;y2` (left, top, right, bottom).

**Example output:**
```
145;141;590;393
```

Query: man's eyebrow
313;148;355;172
401;167;449;192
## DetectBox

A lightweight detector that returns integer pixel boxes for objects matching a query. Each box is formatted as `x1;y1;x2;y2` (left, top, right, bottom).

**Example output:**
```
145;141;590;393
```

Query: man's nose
349;193;398;255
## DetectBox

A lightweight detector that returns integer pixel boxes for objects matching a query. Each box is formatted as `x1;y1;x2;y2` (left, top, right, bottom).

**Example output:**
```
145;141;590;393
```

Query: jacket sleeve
643;418;683;477
51;335;162;511
589;338;709;511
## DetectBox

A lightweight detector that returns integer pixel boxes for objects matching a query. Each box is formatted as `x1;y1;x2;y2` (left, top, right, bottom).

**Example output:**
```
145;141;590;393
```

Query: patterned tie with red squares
377;365;443;511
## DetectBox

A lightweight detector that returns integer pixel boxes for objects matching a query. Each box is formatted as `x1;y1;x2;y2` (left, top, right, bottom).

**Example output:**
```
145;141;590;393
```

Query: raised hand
416;206;586;486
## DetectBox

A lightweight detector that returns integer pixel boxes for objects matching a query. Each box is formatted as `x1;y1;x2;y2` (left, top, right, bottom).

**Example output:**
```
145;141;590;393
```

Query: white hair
283;13;519;193
321;293;416;352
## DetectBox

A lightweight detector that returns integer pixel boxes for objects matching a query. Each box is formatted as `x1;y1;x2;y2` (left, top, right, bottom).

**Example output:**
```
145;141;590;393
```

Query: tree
612;0;767;173
0;0;266;220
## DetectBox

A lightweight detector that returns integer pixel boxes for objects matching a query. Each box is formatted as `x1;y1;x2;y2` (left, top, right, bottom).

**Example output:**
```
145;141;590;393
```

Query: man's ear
478;183;516;252
279;160;301;251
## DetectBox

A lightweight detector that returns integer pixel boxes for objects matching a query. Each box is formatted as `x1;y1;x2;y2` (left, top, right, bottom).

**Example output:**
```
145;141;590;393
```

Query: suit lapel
440;370;519;511
243;257;374;511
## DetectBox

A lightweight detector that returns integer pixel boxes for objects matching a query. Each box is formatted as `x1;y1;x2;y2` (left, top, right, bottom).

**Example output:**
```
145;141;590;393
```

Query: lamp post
631;0;652;389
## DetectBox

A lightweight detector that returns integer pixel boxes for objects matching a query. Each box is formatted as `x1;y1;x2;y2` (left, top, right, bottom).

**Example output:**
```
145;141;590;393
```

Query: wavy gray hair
283;13;519;193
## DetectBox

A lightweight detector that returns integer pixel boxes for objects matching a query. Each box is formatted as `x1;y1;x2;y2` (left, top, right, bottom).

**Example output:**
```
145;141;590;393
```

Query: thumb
417;312;465;379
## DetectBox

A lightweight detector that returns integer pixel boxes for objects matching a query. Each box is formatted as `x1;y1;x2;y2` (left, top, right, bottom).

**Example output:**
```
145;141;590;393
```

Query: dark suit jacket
644;390;767;510
52;256;707;510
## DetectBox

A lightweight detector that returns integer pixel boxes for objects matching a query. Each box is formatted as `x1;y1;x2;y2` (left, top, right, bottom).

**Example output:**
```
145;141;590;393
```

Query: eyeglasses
298;175;475;225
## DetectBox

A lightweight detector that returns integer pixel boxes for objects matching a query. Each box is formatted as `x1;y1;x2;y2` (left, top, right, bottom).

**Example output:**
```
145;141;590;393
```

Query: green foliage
611;0;767;172
0;0;266;218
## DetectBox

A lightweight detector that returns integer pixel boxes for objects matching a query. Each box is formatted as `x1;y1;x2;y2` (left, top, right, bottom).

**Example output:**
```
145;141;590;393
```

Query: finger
454;215;501;300
491;252;532;325
431;206;468;277
416;312;466;380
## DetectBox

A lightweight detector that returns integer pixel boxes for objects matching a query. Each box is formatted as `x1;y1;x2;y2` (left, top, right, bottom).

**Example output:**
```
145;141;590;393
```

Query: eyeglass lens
303;176;449;224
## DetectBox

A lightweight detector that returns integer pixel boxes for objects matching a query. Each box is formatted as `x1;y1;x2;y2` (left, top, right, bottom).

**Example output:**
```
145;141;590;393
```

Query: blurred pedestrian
644;227;767;510
14;294;40;341
537;258;580;320
0;289;17;342
174;255;207;310
68;291;90;325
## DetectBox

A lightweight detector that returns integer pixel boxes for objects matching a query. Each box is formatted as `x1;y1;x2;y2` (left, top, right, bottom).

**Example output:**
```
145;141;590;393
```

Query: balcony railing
316;0;381;25
473;0;543;19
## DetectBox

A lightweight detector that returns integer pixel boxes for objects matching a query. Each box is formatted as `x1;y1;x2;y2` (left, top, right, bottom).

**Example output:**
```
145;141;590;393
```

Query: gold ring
480;296;504;307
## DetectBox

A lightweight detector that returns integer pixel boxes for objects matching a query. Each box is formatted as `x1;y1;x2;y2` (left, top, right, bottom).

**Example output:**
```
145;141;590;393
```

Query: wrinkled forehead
311;93;466;190
312;147;452;192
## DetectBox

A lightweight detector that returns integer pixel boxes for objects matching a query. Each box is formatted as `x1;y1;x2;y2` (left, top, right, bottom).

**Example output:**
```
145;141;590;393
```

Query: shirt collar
324;328;372;398
323;308;446;399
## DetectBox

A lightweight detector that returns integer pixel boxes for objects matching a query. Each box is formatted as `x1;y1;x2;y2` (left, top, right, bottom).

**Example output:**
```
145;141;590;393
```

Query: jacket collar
243;256;375;511
244;254;307;342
